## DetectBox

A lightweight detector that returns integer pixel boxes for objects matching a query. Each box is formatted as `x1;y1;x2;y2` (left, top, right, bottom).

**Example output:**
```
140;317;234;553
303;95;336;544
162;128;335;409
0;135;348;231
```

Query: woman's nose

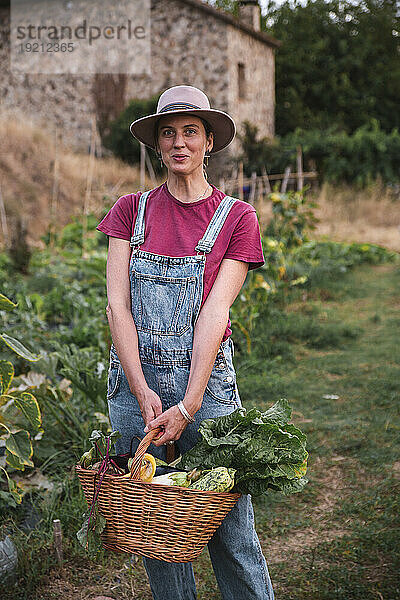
173;132;185;147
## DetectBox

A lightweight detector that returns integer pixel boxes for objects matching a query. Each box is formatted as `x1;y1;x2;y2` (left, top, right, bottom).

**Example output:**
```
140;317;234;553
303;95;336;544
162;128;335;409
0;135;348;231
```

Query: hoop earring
157;152;163;167
203;152;210;180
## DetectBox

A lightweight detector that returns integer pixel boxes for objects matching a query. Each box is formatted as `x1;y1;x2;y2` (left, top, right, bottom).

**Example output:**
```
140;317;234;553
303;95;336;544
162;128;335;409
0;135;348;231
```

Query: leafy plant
261;0;399;136
103;95;161;172
181;399;308;497
0;294;42;507
264;188;319;249
76;430;121;550
238;120;400;187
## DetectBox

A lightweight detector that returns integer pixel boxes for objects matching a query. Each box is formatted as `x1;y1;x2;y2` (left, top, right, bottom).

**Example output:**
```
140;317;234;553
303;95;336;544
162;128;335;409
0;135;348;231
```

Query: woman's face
156;114;213;176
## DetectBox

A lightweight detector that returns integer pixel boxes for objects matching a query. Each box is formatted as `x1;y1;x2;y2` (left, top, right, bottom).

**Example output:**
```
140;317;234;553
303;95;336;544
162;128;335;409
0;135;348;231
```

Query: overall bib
107;189;274;600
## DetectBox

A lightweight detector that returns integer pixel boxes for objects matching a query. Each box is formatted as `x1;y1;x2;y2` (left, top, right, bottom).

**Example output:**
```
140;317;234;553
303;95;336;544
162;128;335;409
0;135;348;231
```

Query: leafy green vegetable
76;509;106;549
88;429;120;460
181;399;308;497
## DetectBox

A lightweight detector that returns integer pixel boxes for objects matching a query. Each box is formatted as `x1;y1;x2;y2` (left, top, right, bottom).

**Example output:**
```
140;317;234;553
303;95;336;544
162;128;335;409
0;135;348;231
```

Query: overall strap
195;196;237;254
130;189;154;248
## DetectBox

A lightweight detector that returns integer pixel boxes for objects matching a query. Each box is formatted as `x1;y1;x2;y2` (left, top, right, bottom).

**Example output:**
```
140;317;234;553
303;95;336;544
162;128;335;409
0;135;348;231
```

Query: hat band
159;102;202;113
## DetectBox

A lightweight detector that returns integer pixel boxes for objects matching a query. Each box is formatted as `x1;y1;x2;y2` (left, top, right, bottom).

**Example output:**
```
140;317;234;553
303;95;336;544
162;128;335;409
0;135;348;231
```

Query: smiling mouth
172;155;189;159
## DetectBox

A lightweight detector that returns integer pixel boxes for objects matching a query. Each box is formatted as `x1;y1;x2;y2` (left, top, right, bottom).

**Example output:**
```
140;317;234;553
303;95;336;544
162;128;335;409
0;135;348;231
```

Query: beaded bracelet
177;401;195;424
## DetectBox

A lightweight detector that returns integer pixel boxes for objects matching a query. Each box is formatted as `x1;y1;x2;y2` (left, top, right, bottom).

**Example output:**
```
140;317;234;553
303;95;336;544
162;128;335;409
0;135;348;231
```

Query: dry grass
1;112;399;250
258;180;400;251
0;111;152;248
311;181;400;251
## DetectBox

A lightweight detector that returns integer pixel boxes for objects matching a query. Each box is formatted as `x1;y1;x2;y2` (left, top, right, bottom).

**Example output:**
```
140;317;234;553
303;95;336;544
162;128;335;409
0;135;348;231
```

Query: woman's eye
161;128;197;136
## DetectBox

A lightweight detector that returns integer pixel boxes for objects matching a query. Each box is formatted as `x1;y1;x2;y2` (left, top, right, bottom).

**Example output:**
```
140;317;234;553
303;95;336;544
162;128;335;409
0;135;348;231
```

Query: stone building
0;0;280;176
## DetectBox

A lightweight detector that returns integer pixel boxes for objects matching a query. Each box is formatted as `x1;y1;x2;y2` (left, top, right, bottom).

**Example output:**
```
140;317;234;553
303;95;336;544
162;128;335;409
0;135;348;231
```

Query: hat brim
130;108;236;154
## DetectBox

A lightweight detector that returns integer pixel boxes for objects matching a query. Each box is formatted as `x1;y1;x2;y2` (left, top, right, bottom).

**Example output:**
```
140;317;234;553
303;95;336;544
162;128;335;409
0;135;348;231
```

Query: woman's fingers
144;412;166;433
143;407;187;446
139;390;162;427
154;402;163;419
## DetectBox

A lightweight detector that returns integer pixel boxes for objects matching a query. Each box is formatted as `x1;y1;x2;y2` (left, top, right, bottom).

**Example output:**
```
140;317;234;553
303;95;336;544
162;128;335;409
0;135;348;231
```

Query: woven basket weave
76;428;240;562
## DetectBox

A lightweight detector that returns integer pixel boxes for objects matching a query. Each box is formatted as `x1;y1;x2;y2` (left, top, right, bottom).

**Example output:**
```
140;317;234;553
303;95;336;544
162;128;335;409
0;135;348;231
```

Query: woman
96;85;274;600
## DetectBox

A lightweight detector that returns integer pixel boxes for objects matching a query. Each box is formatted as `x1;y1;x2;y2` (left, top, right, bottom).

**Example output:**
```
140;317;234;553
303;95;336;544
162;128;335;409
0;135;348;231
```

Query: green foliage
181;399;308;496
262;0;400;136
238;120;400;186
0;295;43;508
41;213;108;253
285;120;400;186
289;239;398;288
103;95;162;173
237;121;289;176
208;0;238;16
229;187;396;354
8;217;31;275
265;189;319;249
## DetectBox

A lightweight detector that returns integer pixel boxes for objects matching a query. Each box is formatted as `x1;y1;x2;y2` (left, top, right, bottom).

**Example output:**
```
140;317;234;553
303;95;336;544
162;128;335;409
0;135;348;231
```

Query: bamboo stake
223;171;317;188
50;127;60;249
248;171;257;205
0;184;9;248
256;178;264;218
297;145;304;191
238;161;244;201
82;116;97;258
53;519;63;566
261;166;271;194
231;166;238;195
144;147;157;187
281;166;291;193
140;142;146;190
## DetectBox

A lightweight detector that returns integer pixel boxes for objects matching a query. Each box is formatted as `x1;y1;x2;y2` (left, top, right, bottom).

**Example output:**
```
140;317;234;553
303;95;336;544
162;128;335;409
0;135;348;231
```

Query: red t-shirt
96;182;265;340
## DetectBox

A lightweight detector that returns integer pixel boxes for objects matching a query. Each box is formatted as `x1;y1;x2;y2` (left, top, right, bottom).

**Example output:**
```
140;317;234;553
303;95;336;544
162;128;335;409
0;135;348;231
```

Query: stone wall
0;8;95;149
226;23;275;155
123;0;233;178
0;0;276;178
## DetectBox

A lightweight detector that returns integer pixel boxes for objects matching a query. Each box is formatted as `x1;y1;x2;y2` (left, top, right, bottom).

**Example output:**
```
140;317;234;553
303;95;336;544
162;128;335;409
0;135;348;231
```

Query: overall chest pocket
131;271;196;336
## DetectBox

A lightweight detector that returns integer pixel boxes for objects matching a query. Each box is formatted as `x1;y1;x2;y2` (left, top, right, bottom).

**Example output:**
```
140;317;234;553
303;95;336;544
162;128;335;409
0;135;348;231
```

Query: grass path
30;262;400;600
251;262;400;600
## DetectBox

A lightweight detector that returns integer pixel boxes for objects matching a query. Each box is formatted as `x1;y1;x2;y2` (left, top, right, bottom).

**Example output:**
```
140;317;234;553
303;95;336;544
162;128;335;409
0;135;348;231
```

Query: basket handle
129;426;163;480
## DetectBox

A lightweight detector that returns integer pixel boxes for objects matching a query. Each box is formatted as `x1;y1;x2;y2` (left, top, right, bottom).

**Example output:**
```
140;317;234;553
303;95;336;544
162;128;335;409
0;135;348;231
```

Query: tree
261;0;400;135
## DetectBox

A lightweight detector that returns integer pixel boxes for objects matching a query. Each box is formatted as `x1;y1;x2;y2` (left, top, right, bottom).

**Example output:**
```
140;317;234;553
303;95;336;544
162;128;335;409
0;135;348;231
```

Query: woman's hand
144;405;188;446
136;387;163;428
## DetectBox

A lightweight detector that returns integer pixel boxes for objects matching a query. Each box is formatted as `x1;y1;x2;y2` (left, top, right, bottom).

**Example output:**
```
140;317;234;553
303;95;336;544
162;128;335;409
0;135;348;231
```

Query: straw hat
130;85;236;154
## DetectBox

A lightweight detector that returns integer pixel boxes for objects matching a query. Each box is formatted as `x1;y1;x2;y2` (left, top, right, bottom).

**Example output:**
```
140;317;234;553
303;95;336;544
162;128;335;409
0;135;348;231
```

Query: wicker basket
76;427;241;562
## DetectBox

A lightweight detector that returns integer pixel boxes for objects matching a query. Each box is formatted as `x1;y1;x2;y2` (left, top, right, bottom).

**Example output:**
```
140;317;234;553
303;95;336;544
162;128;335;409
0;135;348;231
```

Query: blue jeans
107;338;274;600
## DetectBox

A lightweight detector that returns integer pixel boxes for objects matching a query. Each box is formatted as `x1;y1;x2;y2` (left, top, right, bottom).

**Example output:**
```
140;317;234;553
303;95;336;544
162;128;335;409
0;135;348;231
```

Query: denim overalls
107;188;274;600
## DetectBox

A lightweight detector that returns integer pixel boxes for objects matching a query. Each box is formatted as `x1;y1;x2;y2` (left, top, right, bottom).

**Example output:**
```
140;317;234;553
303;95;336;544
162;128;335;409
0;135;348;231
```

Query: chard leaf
234;475;308;496
89;429;121;457
182;441;235;471
233;425;307;466
181;401;309;498
261;398;292;426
